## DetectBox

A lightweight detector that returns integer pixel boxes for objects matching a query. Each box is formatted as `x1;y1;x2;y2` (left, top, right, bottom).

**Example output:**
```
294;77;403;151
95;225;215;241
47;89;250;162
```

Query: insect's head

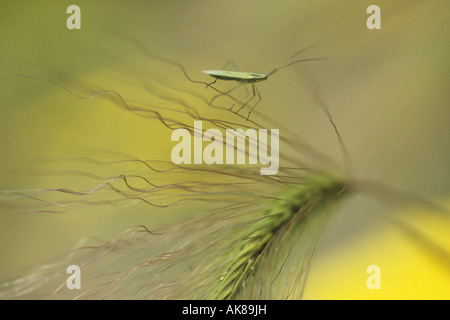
249;73;269;82
265;69;278;77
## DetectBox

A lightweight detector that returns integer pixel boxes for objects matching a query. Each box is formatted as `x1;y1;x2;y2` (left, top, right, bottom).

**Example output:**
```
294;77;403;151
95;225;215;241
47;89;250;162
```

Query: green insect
202;46;327;120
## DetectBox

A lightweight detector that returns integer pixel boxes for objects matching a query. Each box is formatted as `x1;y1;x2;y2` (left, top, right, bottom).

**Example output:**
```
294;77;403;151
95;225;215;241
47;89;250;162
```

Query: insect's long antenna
266;57;328;77
266;46;328;77
287;45;317;60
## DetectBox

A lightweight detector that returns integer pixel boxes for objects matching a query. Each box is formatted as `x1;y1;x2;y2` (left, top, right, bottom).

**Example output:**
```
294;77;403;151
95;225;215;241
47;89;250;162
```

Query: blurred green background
0;1;449;299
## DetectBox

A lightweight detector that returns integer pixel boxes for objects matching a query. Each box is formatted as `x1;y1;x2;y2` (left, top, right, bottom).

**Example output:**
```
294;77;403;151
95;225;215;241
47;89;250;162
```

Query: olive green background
1;1;449;298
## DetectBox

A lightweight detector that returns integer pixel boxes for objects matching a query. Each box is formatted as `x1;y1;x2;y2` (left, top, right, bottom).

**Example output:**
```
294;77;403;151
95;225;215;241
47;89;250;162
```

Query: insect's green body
203;48;325;119
202;67;272;120
202;70;269;83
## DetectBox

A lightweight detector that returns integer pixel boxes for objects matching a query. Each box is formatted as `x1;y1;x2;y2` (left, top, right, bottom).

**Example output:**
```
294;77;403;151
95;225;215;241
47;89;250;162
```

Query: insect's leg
235;82;256;114
222;60;237;71
246;85;261;121
210;82;245;104
229;82;250;111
